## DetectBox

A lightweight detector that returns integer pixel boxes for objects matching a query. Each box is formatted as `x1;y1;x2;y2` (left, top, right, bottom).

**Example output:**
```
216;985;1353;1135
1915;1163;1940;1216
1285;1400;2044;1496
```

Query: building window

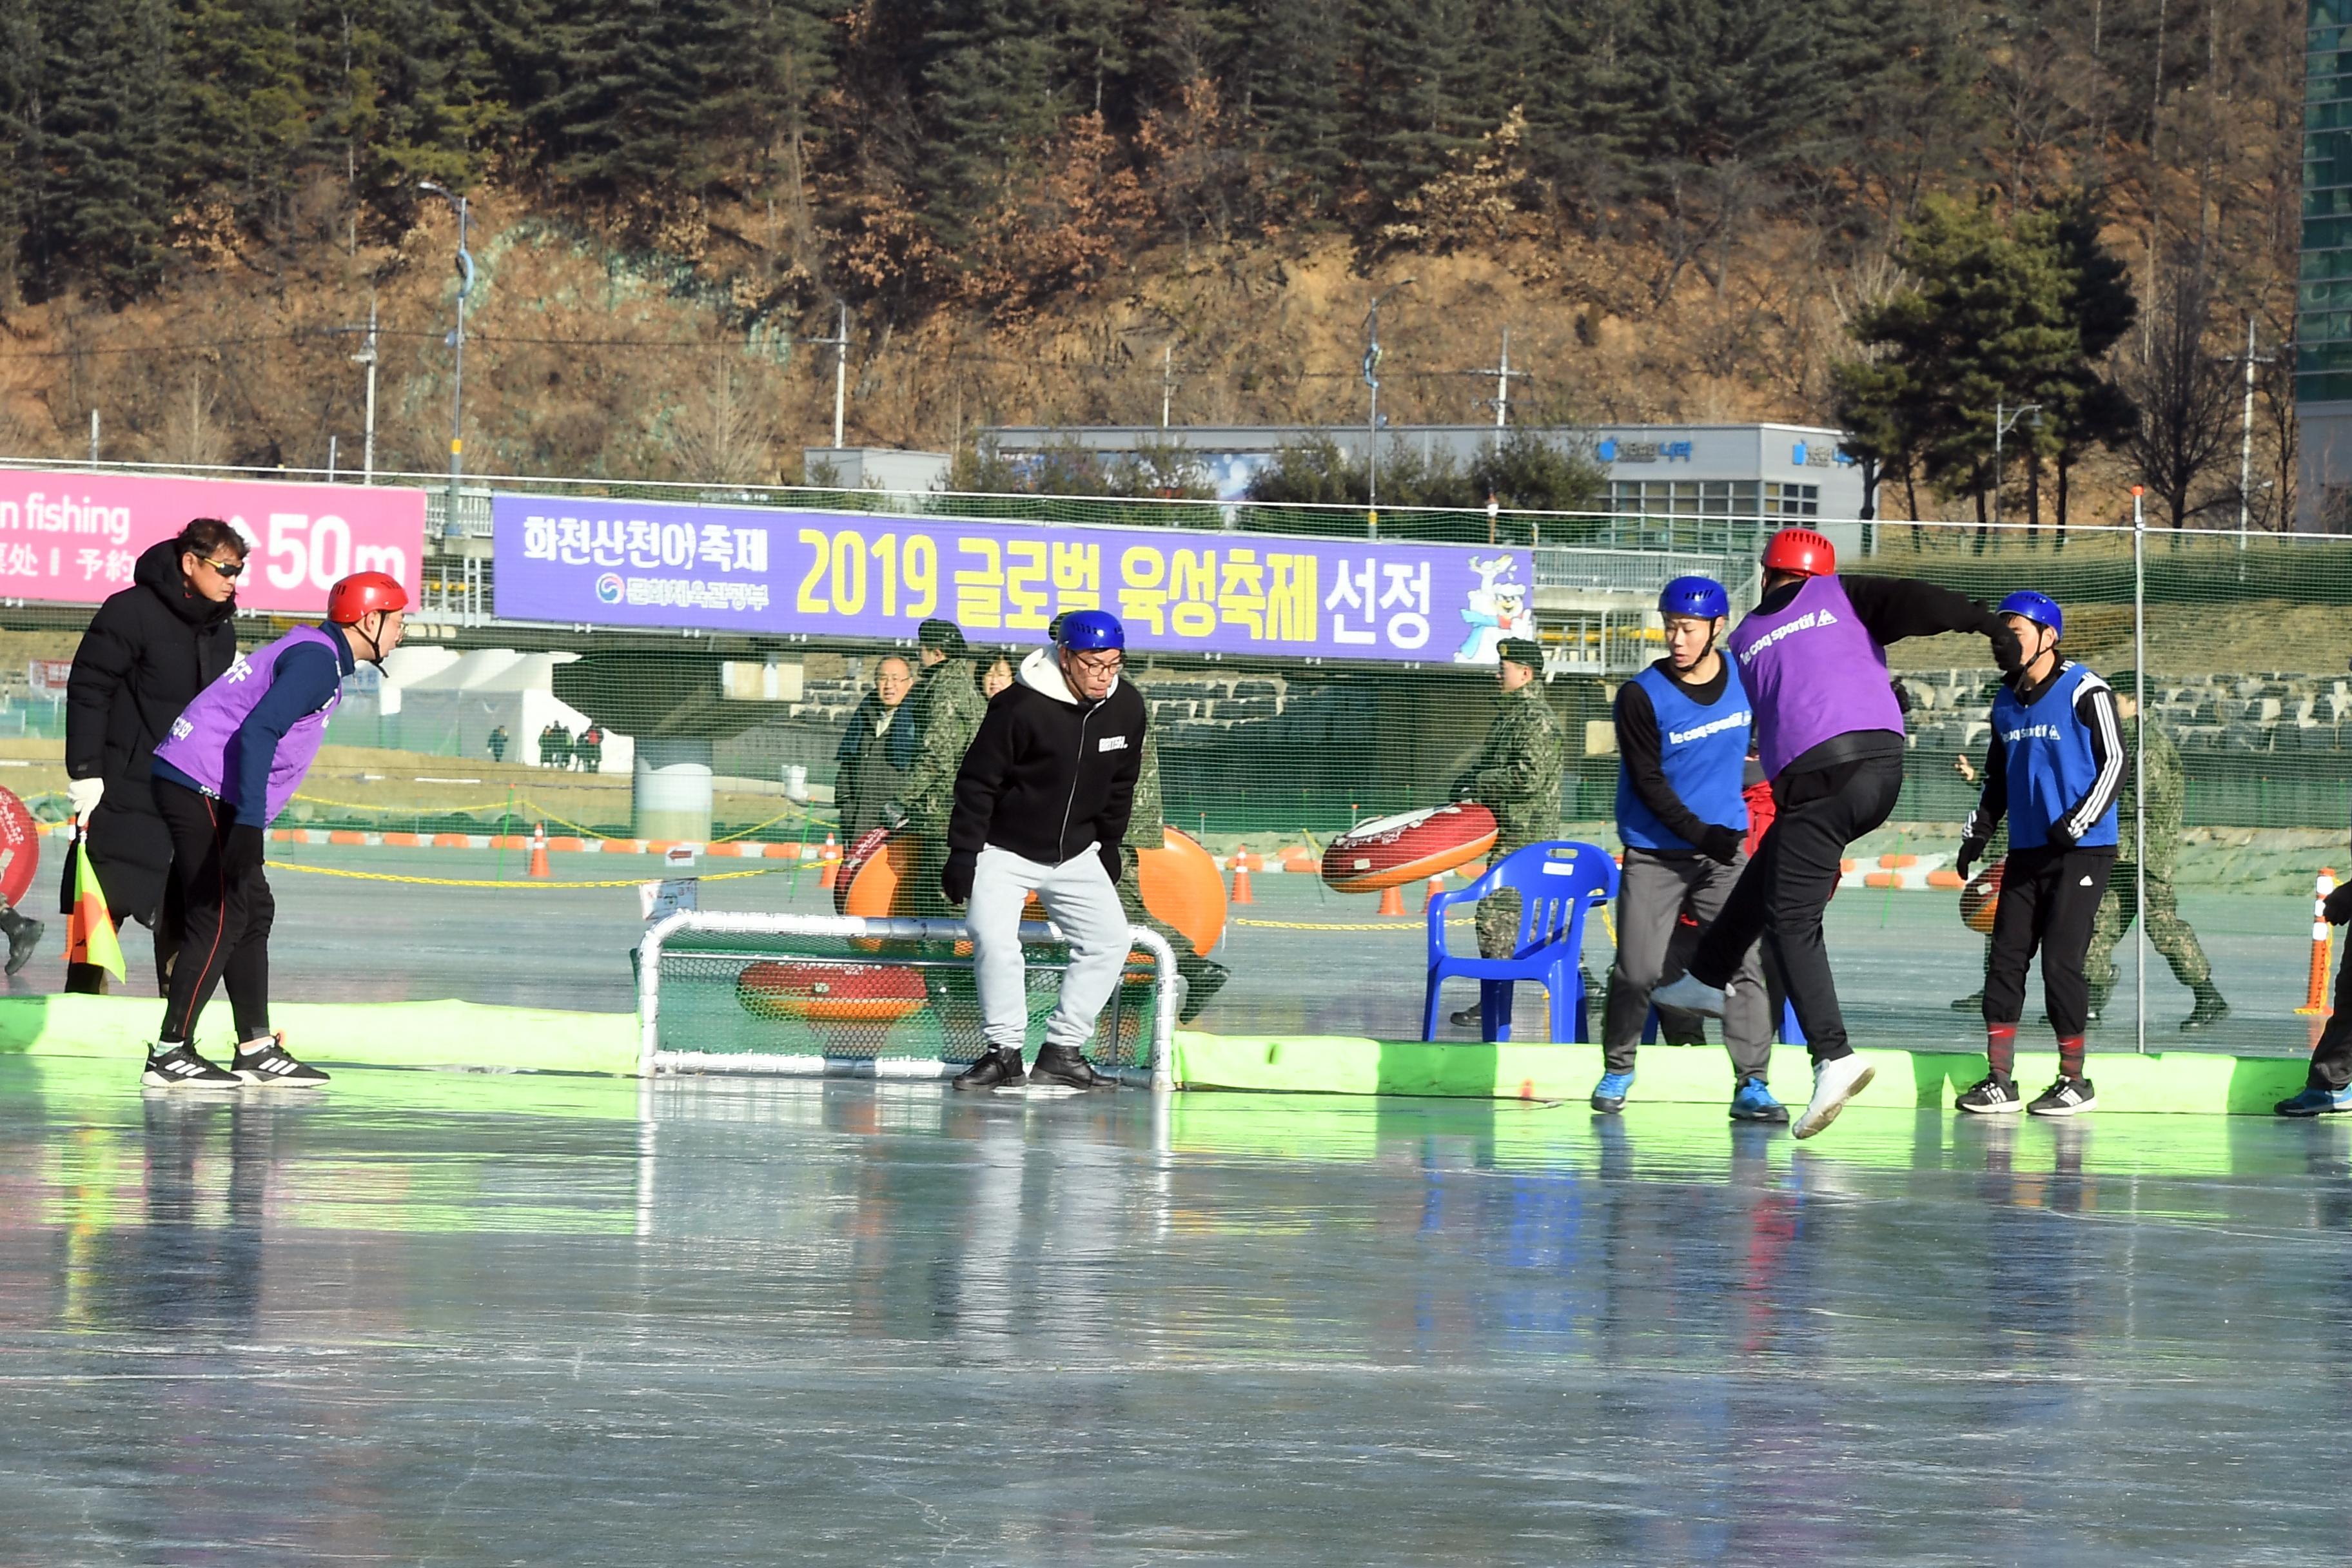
1763;482;1819;517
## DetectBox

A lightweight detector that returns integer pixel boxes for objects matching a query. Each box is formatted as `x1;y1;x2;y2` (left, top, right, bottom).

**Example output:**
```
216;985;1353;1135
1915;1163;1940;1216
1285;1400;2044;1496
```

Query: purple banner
493;495;1535;665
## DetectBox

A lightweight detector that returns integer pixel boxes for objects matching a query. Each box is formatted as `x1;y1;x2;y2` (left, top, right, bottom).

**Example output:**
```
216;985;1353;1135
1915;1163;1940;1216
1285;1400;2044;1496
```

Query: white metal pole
832;301;848;449
2239;315;2257;549
88;409;98;464
2133;485;2148;1054
1993;404;2004;531
1494;326;1510;430
1162;343;1173;430
361;299;378;482
328;435;338;480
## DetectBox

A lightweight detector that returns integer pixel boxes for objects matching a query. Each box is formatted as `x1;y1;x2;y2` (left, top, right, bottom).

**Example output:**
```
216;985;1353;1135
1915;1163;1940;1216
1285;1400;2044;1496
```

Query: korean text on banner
492;496;1536;665
0;471;426;611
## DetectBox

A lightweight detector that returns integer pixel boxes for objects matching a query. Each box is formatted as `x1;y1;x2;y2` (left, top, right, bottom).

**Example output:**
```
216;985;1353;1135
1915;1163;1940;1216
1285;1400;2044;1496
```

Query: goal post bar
636;910;1181;1093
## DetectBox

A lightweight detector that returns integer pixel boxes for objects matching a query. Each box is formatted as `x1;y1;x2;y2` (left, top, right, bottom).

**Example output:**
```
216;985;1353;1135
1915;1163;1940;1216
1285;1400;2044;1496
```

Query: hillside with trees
0;0;2304;525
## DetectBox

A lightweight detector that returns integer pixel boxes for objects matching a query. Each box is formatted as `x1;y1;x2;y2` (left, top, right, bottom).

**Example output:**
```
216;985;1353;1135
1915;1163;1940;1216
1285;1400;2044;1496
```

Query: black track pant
153;779;273;1048
2305;939;2352;1090
1983;844;2113;1039
1689;751;1904;1063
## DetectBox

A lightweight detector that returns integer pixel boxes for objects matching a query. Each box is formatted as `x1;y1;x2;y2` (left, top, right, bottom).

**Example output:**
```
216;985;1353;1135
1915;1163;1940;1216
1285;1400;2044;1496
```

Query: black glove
1989;620;2026;676
1450;776;1477;803
223;822;266;876
880;800;908;831
2044;821;2078;852
1099;843;1123;887
941;849;977;905
1695;824;1742;865
2326;881;2352;926
1955;835;1989;881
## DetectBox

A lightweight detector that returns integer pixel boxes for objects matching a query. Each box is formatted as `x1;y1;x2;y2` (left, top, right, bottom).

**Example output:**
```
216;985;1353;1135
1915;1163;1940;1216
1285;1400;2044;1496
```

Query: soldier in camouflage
1447;638;1563;1026
887;618;987;918
2085;671;2227;1030
1120;727;1231;1023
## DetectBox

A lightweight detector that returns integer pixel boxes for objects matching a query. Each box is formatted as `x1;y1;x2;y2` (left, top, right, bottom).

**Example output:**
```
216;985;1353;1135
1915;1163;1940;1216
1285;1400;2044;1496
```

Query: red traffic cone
1422;874;1446;912
818;832;841;890
1378;884;1406;917
1229;845;1255;906
527;822;551;879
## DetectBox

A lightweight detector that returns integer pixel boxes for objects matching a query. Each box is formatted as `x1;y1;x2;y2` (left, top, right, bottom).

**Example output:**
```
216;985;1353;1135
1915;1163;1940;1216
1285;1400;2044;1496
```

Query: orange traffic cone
1378;884;1406;917
1422;874;1446;912
527;822;551;879
818;832;841;890
1229;846;1255;906
2300;868;2338;1016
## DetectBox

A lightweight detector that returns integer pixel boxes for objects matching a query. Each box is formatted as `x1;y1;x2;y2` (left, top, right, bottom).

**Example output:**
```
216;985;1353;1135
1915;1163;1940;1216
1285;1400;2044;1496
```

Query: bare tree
2117;258;2238;529
161;367;228;467
668;356;775;485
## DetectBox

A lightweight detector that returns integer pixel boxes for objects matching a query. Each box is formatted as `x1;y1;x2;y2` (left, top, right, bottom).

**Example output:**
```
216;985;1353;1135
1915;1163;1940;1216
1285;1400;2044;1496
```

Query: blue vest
1991;661;2119;850
1617;661;1752;852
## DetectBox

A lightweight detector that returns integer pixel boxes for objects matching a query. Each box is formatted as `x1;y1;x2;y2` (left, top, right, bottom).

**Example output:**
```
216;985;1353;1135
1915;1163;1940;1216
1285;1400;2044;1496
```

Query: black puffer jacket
949;648;1148;879
66;540;240;922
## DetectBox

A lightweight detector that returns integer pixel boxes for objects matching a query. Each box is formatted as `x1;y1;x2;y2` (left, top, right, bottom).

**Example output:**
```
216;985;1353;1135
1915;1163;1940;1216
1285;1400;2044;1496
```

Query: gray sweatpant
968;843;1130;1056
1602;845;1772;1079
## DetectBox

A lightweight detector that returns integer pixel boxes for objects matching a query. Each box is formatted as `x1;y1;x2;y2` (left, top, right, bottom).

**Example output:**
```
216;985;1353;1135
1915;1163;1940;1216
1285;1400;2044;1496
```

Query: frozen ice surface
8;1059;2352;1564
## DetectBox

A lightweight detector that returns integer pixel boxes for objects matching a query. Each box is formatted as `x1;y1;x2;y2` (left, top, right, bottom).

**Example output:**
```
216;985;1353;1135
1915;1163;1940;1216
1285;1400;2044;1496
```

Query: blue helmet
1997;590;2063;638
1056;608;1126;651
1658;574;1730;622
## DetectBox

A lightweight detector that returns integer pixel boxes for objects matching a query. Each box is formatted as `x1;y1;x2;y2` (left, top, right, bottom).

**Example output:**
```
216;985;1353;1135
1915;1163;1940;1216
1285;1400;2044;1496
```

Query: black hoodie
65;539;240;919
948;647;1148;879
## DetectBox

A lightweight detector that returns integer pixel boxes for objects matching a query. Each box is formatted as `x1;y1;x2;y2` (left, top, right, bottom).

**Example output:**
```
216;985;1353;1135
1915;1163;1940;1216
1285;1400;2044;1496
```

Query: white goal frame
636;910;1180;1093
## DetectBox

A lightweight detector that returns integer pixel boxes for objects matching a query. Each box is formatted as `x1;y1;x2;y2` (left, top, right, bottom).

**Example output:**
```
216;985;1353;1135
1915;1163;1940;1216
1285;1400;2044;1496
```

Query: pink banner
0;470;426;611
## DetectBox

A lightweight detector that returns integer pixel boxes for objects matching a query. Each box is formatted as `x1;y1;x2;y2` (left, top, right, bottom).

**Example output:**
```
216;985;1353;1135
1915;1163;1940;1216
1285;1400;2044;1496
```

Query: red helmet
1760;527;1836;577
326;571;409;624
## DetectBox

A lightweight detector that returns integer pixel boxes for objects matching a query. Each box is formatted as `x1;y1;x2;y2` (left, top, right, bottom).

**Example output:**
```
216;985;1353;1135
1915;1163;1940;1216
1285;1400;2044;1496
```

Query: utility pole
1161;343;1175;430
808;302;850;449
351;297;380;482
418;183;474;524
1992;402;2043;529
1362;279;1414;535
1476;326;1526;432
2237;316;2275;549
88;409;99;464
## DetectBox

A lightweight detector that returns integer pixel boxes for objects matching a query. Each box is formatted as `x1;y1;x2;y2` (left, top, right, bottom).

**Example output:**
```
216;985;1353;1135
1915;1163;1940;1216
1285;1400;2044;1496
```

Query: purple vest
1727;574;1904;779
153;624;342;825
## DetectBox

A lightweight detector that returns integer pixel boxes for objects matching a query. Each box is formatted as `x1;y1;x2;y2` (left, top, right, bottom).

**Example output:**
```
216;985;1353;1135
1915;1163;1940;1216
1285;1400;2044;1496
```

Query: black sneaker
2028;1075;2097;1117
231;1034;329;1088
1179;959;1230;1024
2180;990;2230;1033
1949;990;1984;1012
142;1043;238;1089
951;1048;1025;1093
1028;1043;1117;1092
1955;1073;2023;1114
3;916;42;977
1449;1004;1482;1029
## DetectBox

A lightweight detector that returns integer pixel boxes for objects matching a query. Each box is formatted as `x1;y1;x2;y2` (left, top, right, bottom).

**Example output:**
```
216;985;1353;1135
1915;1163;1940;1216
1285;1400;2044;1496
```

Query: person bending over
1654;528;2024;1139
1952;592;2123;1117
137;573;407;1090
943;611;1146;1093
1598;576;1782;1123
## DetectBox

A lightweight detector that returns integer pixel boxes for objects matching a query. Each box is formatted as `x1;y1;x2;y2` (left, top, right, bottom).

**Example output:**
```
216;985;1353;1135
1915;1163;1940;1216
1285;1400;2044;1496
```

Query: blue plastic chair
1422;841;1619;1043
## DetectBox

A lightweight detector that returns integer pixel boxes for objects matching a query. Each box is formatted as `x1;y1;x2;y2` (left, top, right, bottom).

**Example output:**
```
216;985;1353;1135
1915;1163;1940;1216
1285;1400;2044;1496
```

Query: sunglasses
199;556;246;579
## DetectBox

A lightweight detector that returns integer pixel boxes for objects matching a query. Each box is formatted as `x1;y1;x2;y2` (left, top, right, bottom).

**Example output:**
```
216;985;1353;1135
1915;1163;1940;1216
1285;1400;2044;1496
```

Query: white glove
67;776;104;820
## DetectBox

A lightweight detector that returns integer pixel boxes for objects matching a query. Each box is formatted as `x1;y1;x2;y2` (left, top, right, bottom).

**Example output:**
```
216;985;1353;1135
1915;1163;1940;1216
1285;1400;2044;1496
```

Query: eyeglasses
199;557;246;579
1070;651;1124;674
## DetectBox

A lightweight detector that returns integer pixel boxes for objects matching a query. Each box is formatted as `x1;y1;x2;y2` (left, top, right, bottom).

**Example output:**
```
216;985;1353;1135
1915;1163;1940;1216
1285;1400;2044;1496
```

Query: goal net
636;912;1179;1090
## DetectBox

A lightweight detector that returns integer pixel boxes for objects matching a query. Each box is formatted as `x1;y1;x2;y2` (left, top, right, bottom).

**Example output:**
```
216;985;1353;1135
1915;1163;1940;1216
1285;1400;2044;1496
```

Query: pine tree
32;0;185;299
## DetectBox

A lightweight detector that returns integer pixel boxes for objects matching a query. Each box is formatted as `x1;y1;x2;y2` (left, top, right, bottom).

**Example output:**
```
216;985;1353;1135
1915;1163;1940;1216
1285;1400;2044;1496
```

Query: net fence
0;457;2344;1070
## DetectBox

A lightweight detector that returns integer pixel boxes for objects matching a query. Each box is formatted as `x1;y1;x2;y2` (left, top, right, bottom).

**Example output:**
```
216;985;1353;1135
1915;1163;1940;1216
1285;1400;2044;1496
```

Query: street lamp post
1992;401;2043;530
1362;279;1414;536
417;182;475;529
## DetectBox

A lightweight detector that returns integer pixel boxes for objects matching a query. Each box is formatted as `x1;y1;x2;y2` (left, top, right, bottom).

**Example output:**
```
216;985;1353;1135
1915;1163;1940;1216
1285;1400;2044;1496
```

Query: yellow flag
65;835;124;981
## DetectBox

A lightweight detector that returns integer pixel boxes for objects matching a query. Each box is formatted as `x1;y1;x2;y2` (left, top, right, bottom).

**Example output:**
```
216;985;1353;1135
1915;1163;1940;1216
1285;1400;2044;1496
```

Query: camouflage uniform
1118;729;1229;1023
895;654;986;917
1455;680;1564;958
2086;716;2218;1009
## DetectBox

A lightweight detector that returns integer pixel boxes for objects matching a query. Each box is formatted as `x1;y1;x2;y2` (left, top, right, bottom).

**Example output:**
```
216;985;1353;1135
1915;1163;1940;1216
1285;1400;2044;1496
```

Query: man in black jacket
64;519;245;994
943;610;1148;1093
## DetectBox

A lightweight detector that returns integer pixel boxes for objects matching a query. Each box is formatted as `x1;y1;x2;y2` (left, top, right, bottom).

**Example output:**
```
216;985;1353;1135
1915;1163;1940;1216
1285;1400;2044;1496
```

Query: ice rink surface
9;1063;2352;1564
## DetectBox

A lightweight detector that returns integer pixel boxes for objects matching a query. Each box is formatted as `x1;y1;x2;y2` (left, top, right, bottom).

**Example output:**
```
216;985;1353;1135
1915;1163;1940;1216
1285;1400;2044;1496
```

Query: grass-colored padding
0;994;639;1077
1170;1032;2313;1115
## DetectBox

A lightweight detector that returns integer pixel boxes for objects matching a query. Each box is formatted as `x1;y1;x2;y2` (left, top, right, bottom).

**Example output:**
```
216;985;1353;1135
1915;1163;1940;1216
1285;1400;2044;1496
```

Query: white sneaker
1651;973;1727;1018
1791;1054;1876;1140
